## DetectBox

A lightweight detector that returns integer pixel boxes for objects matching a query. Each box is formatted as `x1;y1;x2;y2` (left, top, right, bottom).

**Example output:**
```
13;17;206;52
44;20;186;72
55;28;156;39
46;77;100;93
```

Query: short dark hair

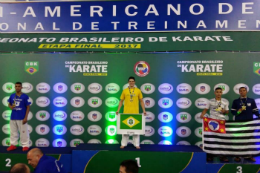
15;82;22;86
128;77;135;81
120;160;138;173
215;87;222;91
9;163;30;173
239;87;247;91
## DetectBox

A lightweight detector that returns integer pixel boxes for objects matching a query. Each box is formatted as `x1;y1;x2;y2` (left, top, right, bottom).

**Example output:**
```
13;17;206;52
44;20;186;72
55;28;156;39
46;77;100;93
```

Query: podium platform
0;144;260;173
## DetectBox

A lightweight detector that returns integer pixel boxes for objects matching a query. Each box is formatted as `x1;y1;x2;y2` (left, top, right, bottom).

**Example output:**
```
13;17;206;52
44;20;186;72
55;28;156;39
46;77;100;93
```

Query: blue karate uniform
231;97;259;121
8;93;31;120
34;155;66;173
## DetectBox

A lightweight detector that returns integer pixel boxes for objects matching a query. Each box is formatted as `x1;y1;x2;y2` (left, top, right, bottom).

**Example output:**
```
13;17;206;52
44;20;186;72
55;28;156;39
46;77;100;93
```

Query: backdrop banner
1;32;260;51
0;52;260;147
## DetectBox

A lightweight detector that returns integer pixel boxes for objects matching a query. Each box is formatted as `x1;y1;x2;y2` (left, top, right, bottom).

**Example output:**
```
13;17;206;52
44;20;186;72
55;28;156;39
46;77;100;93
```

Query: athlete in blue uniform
7;82;31;151
27;148;66;173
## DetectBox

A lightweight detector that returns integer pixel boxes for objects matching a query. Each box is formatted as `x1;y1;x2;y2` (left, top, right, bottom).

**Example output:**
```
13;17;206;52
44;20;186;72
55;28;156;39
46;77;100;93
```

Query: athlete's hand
200;114;204;119
22;118;27;124
116;111;119;115
143;112;147;116
221;109;226;114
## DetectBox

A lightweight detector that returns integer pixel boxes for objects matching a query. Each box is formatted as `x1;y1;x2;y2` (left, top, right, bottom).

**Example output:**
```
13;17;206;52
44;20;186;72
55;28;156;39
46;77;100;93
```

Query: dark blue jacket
231;97;259;121
34;155;66;173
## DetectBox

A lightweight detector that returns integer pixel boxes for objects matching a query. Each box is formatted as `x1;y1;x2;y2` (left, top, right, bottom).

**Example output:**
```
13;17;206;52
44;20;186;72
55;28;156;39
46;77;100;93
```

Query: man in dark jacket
27;148;66;173
231;87;259;162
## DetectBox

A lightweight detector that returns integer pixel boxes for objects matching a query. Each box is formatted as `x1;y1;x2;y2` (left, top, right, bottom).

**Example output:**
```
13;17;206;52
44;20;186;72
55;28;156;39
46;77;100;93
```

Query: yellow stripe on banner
38;44;141;49
58;154;61;161
180;152;194;173
217;164;225;173
256;167;260;173
83;151;100;173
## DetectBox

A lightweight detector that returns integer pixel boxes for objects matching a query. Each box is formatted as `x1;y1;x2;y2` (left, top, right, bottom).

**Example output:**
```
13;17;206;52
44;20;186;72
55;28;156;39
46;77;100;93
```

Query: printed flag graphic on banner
203;117;226;133
203;118;260;156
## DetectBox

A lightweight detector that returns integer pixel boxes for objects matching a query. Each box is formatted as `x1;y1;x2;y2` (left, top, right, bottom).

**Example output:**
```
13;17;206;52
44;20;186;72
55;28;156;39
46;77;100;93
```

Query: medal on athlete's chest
129;87;135;102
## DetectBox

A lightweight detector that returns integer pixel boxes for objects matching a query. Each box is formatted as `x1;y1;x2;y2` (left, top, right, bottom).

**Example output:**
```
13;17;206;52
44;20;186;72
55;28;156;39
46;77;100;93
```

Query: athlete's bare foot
120;146;125;149
136;146;141;149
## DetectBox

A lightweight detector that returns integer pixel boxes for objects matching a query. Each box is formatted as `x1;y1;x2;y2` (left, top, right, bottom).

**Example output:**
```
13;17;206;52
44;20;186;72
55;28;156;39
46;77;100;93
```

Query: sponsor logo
2;138;10;146
176;83;192;94
195;141;203;148
53;97;67;107
88;139;102;144
141;83;155;94
70;139;84;147
53;83;68;93
214;83;230;95
123;84;137;90
2;124;10;134
88;111;102;122
253;84;260;95
158;140;172;145
158;126;173;137
2;110;11;121
254;62;260;76
141;140;154;144
105;83;120;94
36;97;50;107
88;125;102;136
53;111;67;121
105;139;119;144
70;125;84;135
195;98;209;109
70;111;85;122
52;139;67;147
145;111;155;122
143;97;155;108
134;61;150;77
254;98;260;109
176;112;191;123
195;83;211;94
35;138;50;147
233;83;249;95
71;83;85;94
158;97;173;108
53;125;67;135
158;83;173;94
158;112;173;123
70;97;85;107
25;61;39;75
195;127;203;138
36;111;50;121
88;97;102;108
21;82;33;93
88;83;102;94
105;112;116;122
176;126;191;137
144;126;155;137
105;125;117;136
195;112;209;123
2;83;15;93
105;97;119;108
35;124;50;135
2;96;9;107
176;141;191;145
176;98;192;109
36;83;50;93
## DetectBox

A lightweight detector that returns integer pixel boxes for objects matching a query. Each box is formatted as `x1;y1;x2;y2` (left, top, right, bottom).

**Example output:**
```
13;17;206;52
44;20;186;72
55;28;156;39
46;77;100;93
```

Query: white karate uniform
10;120;30;147
121;134;140;147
